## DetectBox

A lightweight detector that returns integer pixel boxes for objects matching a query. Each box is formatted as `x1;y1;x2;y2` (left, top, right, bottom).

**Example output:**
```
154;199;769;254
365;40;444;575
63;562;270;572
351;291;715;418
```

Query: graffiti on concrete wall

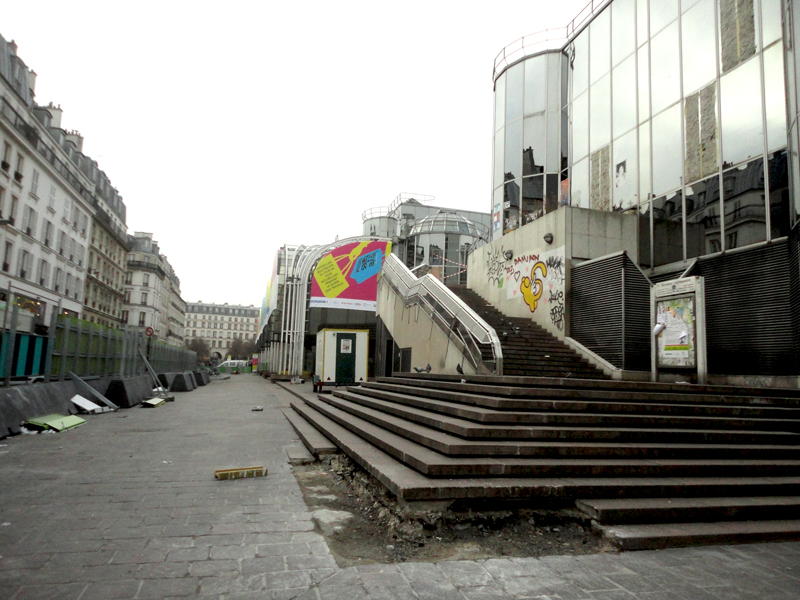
549;288;564;330
485;246;509;287
492;249;566;328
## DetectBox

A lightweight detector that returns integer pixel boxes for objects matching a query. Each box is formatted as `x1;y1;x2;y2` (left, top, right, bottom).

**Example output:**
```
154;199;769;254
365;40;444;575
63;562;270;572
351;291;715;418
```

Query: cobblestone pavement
0;375;798;599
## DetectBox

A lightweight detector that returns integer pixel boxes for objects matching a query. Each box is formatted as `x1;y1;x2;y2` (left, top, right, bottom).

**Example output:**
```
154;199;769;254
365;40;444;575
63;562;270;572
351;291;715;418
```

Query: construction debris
70;394;112;414
142;398;165;408
26;414;86;431
214;466;266;480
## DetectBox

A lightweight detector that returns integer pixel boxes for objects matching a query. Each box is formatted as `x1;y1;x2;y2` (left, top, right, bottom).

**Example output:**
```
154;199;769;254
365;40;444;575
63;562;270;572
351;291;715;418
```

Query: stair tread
596;520;800;550
281;407;338;456
288;398;800;501
364;382;798;418
381;378;800;409
325;392;800;445
347;386;800;429
577;496;800;510
307;396;800;470
389;373;800;401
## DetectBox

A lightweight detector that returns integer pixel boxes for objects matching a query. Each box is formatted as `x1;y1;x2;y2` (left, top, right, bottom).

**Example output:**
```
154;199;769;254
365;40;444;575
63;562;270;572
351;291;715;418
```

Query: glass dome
408;210;489;240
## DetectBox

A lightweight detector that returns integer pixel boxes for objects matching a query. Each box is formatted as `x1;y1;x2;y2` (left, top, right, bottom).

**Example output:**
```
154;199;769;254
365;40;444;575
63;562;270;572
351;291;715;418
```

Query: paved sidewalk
0;376;797;599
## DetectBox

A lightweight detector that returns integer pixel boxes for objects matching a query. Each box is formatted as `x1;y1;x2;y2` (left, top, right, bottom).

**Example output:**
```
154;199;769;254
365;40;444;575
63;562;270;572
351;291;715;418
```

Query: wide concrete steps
290;397;800;501
381;377;800;411
287;369;800;549
300;394;800;476
346;385;800;430
329;390;800;447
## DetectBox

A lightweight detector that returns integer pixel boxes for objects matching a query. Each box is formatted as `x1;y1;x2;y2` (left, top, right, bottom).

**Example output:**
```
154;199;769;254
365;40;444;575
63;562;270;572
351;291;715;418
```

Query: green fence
1;301;195;384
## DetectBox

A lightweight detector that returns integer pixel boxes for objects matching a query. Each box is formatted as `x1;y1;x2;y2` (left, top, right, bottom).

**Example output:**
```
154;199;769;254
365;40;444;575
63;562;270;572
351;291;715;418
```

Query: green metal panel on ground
26;414;86;431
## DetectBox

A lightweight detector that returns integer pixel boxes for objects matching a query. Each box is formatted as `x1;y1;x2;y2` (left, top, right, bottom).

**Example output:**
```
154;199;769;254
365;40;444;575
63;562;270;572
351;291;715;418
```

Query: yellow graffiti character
520;261;547;312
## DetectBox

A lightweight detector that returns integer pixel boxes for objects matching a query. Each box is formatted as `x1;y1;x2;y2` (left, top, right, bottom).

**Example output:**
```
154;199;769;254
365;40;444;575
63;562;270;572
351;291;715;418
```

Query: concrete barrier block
0;381;78;437
193;371;210;386
105;375;153;409
158;372;192;392
186;372;197;390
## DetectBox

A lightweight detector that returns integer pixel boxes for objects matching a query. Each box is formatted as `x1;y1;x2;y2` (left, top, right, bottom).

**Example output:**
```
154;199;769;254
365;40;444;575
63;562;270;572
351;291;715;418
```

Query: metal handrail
381;253;503;375
492;0;612;81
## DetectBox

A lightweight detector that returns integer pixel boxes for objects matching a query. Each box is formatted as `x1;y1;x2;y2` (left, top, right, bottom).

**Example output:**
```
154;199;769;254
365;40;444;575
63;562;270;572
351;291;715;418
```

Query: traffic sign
145;327;155;337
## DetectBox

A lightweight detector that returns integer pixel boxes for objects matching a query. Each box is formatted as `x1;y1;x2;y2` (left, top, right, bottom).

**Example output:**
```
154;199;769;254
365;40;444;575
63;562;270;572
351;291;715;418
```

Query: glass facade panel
506;63;524;123
686;175;721;259
639;201;652;267
613;128;638;211
684;83;719;185
653;191;684;266
504;118;523;180
651;22;680;114
522;175;544;224
546;173;559;213
573;92;589;162
768;149;789;240
571;157;589;208
524;56;546;115
573;31;589;97
590;74;611;152
682;0;717;95
590;8;611;84
547;110;561;173
764;43;787;152
493;128;504;189
547;53;562;110
561;108;569;171
722;158;766;249
682;0;702;11
639;121;651;202
612;0;636;66
649;0;678;36
761;0;782;47
652;103;682;195
638;44;650;123
504;179;521;233
636;0;649;46
495;73;505;131
720;0;759;73
523;115;546;176
613;54;637;138
720;57;763;167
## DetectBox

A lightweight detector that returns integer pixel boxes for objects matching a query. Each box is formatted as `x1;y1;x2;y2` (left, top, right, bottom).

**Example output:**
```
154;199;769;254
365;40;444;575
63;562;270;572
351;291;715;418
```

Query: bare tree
188;338;210;361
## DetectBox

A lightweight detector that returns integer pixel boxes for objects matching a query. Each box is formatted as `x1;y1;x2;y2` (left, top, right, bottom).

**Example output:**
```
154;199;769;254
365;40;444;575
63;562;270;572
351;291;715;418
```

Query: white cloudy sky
3;0;588;306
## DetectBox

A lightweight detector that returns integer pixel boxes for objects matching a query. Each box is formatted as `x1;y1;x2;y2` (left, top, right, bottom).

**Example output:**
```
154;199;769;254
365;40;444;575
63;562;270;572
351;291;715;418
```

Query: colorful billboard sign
310;241;392;311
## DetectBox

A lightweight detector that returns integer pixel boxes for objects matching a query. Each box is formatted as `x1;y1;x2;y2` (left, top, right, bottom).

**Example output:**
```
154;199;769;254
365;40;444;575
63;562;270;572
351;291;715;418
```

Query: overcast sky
3;0;588;307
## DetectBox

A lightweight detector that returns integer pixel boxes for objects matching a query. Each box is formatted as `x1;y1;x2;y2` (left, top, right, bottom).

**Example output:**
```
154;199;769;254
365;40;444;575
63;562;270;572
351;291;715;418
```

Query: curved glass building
473;0;800;382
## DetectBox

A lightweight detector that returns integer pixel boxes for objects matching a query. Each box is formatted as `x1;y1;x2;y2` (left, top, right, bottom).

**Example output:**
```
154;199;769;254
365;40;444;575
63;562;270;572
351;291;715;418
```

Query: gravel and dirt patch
292;454;613;567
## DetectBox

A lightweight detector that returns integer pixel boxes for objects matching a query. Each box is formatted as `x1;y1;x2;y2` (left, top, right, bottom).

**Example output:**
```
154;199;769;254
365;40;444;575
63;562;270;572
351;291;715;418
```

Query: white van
217;360;249;374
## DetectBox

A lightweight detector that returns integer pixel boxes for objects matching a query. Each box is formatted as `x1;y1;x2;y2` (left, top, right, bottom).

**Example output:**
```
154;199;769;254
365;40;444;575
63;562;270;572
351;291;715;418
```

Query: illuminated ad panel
310;241;392;311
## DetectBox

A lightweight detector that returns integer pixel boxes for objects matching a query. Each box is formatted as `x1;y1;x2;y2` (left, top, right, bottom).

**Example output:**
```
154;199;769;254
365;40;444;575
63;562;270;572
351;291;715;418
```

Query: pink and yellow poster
310;241;392;311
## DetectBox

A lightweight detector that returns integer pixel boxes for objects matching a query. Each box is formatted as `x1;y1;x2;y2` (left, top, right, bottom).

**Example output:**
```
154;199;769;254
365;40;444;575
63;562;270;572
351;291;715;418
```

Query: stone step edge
334;388;800;434
289;399;800;504
377;378;800;409
594;520;800;551
305;396;800;478
361;382;799;418
387;373;800;401
576;496;800;524
319;392;800;450
281;407;338;457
